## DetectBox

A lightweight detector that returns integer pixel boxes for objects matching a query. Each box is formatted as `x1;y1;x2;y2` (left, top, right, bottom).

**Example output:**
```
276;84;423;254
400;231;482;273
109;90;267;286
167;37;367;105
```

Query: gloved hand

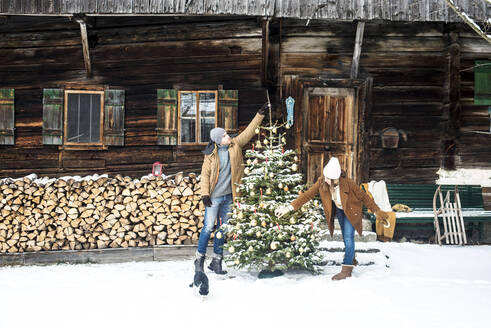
202;196;212;207
275;204;293;218
258;102;270;115
375;210;389;227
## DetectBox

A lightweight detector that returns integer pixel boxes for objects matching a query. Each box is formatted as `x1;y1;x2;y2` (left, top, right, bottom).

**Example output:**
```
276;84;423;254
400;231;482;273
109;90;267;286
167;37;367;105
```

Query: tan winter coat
200;113;265;201
291;176;385;236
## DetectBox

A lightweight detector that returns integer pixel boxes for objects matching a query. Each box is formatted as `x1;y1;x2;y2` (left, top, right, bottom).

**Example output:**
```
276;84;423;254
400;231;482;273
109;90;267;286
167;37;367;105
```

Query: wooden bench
364;184;491;241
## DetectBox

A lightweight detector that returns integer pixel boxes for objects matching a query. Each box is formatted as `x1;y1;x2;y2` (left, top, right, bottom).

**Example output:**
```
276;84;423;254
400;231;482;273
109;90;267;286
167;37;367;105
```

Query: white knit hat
323;157;341;179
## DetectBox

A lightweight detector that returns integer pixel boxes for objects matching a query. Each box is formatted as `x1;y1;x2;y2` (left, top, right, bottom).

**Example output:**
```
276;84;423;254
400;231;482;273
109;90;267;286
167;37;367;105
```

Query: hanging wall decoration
285;96;295;126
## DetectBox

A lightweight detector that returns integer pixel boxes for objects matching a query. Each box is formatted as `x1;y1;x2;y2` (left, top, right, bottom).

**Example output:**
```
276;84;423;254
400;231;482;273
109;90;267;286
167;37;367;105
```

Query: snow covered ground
1;241;491;328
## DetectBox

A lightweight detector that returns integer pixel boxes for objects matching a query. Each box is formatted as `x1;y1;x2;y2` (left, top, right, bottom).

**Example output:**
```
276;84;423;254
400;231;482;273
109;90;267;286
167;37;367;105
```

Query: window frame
63;89;104;146
177;90;218;145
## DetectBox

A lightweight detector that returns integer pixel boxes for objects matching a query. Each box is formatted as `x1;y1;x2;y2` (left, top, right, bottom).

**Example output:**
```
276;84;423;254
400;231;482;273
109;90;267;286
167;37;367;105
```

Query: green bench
365;184;491;241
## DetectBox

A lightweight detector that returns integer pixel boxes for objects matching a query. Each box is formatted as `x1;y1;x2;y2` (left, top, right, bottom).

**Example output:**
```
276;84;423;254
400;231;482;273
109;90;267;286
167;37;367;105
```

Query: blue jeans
335;207;355;265
197;193;233;255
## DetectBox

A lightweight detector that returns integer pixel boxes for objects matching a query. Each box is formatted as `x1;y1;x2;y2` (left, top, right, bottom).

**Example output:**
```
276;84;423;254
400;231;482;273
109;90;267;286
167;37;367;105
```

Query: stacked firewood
0;173;205;253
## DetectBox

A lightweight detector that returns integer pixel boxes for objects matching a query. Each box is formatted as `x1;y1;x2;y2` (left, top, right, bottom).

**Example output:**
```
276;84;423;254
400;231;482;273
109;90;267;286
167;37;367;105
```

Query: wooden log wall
0;172;206;253
0;15;266;179
456;29;491;168
279;19;490;184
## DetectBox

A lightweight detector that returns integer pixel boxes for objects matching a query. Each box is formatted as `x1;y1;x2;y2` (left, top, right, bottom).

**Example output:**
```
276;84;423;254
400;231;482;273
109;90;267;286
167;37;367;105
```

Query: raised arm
234;112;265;148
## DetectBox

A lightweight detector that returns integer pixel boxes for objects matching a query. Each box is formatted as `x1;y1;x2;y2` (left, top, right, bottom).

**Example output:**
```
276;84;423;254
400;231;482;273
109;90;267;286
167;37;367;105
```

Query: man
275;157;389;280
195;102;268;275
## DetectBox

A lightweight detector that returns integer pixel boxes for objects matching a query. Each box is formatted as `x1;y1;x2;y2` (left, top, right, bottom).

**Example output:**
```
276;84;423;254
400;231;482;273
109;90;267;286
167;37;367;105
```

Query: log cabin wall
279;19;491;184
0;15;266;179
456;29;491;169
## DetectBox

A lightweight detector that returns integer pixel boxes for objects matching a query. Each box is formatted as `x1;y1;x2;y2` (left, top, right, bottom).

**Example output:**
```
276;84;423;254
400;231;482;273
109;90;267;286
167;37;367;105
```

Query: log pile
0;173;206;253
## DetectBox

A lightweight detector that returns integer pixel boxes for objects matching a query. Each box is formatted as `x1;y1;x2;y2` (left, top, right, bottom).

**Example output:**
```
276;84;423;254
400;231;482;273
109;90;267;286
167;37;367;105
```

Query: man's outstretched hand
258;102;270;115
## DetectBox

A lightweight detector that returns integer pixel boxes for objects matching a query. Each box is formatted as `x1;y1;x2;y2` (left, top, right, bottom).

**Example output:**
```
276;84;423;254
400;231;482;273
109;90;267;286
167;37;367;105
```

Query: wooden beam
350;21;365;80
261;17;270;87
76;18;92;78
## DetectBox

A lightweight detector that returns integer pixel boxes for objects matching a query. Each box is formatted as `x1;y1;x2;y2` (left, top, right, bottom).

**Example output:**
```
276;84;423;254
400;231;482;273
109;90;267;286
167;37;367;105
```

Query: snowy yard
1;241;491;328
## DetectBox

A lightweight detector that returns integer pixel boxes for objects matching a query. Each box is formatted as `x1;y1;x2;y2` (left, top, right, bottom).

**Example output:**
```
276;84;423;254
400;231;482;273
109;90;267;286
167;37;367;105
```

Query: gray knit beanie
210;127;226;144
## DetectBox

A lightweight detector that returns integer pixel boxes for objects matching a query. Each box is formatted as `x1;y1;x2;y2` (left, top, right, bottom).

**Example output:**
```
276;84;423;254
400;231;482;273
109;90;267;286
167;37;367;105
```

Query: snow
1;242;491;328
437;168;491;187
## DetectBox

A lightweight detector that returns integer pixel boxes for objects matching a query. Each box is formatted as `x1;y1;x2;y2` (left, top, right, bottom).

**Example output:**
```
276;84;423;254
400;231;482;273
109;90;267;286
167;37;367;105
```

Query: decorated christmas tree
223;113;325;276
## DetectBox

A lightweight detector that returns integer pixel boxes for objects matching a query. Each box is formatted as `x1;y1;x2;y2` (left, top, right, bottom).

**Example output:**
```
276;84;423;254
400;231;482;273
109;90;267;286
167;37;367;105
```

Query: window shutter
42;88;64;145
475;60;491;105
218;90;238;135
156;89;178;145
104;90;125;146
0;88;14;145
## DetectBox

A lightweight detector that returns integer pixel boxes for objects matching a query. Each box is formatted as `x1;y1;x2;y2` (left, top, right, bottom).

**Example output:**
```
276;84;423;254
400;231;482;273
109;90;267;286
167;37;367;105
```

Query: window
64;90;104;145
178;91;217;144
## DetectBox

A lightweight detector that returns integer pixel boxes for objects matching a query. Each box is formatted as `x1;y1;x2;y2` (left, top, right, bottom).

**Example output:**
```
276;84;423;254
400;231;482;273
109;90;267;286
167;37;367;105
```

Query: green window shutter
104;90;125;146
218;90;238;135
0;88;15;145
42;88;64;145
475;60;491;105
157;89;178;145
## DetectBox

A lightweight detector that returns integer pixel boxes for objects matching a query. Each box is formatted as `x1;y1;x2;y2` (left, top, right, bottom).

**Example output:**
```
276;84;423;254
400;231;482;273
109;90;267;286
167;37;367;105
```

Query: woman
275;157;389;280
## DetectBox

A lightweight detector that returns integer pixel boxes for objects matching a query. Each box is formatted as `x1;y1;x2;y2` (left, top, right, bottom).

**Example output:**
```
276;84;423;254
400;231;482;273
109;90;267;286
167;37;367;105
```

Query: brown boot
331;265;353;280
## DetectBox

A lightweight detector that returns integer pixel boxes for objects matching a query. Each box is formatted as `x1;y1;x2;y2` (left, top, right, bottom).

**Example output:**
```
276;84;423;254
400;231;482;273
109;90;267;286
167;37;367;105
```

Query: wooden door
303;88;357;185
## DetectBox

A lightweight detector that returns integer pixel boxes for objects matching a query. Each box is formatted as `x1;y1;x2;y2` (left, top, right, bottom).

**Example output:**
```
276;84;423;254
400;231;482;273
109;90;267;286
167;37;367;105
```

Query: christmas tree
223;115;325;275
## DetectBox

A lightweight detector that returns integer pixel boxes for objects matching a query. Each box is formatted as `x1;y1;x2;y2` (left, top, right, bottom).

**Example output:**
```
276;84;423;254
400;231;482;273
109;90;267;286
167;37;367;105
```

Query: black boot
194;254;205;272
208;256;227;275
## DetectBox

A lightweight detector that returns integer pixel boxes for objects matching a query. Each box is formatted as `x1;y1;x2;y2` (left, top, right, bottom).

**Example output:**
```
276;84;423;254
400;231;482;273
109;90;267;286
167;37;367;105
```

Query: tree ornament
259;201;265;208
278;160;283;166
289;217;296;224
253;159;258;165
256;231;261;237
286;251;291;258
283;185;289;192
301;206;307;212
292;164;298;171
281;137;286;143
299;247;304;254
244;168;250;175
236;186;240;193
247;159;252;165
255;139;262;149
270;241;278;250
265;187;272;195
237;211;244;219
248;183;254;190
216;231;223;239
255;128;260;134
248;245;254;252
286;123;291;129
264;138;269;145
269;172;274;178
278;182;283;189
272;127;277;134
228;246;235;253
234;259;240;265
313;200;319;207
251;219;257;226
250;190;255;197
290;235;296;241
261;220;267;227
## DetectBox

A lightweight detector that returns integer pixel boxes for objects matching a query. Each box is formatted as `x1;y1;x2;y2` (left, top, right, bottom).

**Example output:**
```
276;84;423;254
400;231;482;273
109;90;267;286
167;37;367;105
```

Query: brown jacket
200;112;265;201
291;176;383;236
